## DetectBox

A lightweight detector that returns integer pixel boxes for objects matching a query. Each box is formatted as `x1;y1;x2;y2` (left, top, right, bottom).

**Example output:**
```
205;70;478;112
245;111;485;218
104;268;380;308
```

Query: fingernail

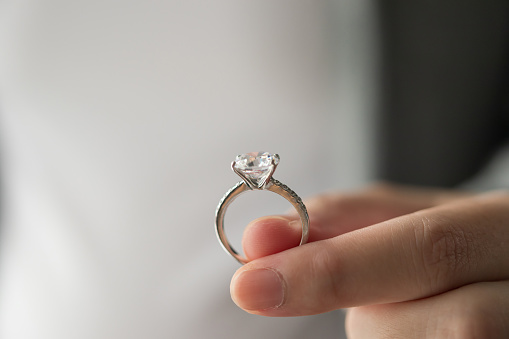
231;268;285;311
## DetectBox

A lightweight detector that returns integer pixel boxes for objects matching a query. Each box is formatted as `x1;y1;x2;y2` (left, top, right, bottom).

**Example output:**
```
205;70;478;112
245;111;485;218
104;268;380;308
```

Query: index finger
231;192;509;316
242;184;470;261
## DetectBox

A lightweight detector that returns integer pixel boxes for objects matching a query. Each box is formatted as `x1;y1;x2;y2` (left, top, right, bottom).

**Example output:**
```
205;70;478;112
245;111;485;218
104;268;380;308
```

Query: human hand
230;184;509;338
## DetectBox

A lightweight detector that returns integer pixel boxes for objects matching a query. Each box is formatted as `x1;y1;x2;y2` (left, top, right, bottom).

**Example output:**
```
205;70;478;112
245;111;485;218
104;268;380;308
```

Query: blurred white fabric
0;1;376;338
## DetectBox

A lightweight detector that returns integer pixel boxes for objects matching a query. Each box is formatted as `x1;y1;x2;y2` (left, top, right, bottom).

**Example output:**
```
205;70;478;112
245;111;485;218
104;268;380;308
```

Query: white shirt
0;1;376;338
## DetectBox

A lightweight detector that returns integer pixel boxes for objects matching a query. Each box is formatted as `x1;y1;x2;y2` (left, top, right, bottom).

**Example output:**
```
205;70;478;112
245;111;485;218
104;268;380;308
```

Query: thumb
230;193;509;316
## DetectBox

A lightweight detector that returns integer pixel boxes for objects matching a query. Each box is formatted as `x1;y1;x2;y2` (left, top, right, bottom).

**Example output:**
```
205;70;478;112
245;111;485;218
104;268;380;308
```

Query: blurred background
0;0;507;338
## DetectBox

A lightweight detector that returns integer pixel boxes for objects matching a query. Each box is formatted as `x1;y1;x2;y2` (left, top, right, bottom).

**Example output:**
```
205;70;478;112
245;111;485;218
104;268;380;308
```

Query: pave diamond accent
233;152;279;188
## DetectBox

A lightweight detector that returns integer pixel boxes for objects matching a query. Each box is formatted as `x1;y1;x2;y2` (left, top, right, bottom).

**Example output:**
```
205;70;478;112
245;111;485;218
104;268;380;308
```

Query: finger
242;184;464;260
288;183;471;239
346;280;509;338
231;192;509;316
242;216;301;260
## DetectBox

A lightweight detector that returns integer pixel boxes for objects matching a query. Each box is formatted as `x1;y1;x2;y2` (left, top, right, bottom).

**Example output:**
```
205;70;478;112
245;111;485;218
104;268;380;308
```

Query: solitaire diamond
233;152;279;188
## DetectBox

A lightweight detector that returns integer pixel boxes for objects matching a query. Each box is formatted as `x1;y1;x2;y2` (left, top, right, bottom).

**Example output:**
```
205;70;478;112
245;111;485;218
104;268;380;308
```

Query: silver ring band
215;152;309;264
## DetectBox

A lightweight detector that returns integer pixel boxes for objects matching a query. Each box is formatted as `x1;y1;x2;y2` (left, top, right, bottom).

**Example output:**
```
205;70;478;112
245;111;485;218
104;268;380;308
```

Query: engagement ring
215;152;309;264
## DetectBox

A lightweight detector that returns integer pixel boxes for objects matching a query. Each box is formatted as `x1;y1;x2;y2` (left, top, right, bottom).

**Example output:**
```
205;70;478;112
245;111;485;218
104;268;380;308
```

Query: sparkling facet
234;151;279;186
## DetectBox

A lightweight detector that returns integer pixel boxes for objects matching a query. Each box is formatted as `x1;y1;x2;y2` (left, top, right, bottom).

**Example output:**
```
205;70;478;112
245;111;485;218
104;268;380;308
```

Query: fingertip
242;216;301;260
230;267;285;312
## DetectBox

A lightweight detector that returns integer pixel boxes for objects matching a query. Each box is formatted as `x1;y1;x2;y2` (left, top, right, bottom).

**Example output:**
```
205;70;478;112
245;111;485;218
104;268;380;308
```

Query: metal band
215;177;309;264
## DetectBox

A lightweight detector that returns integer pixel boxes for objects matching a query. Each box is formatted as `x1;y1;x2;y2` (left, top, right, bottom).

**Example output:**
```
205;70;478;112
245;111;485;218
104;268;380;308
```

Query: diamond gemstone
234;152;279;187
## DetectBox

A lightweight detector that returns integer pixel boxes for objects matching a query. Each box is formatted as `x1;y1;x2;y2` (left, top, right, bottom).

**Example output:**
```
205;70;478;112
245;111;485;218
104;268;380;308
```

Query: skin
230;183;509;338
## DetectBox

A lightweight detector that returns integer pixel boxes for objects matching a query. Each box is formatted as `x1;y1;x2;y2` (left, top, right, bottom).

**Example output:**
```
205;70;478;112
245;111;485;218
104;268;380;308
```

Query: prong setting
231;160;257;189
259;154;279;189
231;152;279;190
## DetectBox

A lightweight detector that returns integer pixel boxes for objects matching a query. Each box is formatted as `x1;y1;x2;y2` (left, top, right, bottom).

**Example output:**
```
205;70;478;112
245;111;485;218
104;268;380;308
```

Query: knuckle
309;243;345;308
413;215;477;292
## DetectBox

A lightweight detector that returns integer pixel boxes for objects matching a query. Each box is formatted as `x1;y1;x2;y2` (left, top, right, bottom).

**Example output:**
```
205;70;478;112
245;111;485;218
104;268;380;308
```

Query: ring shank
215;178;309;264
